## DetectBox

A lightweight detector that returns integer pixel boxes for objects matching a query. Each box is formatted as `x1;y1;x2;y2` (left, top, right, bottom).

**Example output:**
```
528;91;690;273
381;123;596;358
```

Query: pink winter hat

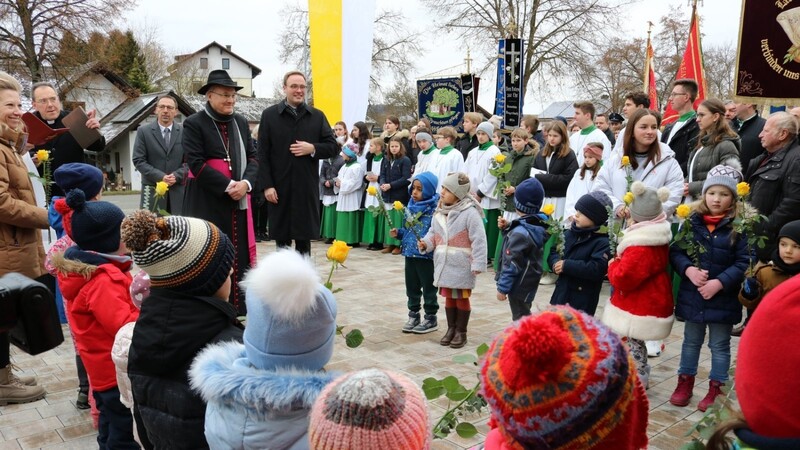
308;369;430;450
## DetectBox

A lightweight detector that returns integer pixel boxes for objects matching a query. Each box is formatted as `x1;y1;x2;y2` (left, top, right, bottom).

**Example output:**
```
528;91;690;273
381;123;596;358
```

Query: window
222;58;230;70
200;58;208;69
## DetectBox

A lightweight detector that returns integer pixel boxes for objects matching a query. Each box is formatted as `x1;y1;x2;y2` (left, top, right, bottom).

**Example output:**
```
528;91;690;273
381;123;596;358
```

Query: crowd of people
2;63;800;449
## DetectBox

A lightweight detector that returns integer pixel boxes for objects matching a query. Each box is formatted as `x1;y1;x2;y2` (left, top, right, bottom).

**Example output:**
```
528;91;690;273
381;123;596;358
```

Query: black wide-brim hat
197;69;244;95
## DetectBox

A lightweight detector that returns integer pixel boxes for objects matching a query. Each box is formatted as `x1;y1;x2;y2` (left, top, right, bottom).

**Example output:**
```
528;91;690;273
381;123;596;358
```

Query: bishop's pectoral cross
224;156;232;172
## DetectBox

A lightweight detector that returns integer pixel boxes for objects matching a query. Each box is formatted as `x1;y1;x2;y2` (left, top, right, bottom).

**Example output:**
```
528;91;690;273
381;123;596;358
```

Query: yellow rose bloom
541;204;555;216
676;204;691;219
367;186;378;196
393;201;403;211
737;182;750;197
326;240;352;264
621;155;630;167
623;192;634;205
494;154;506;164
36;149;49;162
155;181;169;196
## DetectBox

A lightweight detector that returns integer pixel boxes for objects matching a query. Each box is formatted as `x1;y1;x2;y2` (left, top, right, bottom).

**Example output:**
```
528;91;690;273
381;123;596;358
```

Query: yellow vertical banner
308;0;343;121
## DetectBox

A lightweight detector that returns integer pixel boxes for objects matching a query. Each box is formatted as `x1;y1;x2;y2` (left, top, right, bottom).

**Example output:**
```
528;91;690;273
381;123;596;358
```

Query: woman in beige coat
0;71;49;404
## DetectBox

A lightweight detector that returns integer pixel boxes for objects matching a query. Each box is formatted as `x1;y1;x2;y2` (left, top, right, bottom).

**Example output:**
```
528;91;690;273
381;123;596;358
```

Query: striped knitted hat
480;306;649;450
121;210;234;296
309;369;430;450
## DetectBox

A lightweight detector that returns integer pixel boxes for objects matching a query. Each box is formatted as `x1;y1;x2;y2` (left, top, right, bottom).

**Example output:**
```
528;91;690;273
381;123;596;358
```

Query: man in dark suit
732;103;767;171
661;79;700;176
132;95;186;214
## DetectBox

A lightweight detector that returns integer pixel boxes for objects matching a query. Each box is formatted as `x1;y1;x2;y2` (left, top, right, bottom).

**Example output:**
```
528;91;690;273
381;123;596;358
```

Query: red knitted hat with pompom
480;306;649;449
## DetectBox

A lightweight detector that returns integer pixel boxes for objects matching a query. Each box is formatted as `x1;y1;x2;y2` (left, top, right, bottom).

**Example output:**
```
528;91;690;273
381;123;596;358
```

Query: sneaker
539;273;558;285
411;315;438;334
646;340;664;357
402;312;420;333
76;391;90;410
731;324;745;337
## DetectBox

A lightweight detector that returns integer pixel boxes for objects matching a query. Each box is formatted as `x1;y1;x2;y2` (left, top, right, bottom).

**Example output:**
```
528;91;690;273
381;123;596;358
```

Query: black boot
440;307;457;346
449;309;470;349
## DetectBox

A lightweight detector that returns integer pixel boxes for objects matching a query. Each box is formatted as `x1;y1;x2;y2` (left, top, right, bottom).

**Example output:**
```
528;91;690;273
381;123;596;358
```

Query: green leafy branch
673;220;706;268
680;368;738;449
423;343;489;440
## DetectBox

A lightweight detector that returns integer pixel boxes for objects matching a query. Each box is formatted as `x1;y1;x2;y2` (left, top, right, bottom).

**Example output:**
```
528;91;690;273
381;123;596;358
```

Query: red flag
643;36;658;112
662;6;707;126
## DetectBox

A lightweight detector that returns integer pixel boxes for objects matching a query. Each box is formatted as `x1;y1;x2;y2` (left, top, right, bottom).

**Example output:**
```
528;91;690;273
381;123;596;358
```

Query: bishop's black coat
257;102;339;241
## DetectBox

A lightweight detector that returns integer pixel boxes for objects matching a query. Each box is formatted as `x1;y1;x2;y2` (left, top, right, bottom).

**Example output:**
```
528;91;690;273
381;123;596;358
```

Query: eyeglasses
35;97;59;105
209;91;237;100
669;92;688;98
287;84;307;90
156;105;176;110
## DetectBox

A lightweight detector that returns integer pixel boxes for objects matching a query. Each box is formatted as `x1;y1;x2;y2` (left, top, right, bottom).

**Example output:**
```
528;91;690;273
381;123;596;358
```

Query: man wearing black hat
182;69;259;315
257;71;339;256
608;112;624;142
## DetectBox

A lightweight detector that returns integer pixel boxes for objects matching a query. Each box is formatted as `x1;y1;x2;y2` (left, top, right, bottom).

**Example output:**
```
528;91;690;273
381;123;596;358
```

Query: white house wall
180;45;255;96
65;74;128;118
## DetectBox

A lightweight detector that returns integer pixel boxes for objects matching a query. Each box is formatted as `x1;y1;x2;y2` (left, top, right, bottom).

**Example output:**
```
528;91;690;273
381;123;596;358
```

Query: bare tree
0;0;135;82
277;4;421;97
703;41;736;100
653;10;690;108
420;0;633;99
380;80;419;122
131;22;171;87
573;37;645;112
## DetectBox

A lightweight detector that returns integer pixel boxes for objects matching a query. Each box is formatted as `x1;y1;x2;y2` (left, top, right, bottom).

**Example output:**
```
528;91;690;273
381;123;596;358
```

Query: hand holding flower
496;291;507;301
553;260;564;274
389;228;398;238
418;240;427;252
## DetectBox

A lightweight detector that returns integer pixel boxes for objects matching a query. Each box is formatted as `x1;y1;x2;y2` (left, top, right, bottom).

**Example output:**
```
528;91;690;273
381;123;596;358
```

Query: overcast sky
124;0;743;114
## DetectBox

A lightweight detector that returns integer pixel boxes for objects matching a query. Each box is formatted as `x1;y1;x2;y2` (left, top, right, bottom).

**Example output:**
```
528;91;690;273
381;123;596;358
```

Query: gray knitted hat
702;164;743;198
442;172;471;200
476;121;494;137
629;181;670;223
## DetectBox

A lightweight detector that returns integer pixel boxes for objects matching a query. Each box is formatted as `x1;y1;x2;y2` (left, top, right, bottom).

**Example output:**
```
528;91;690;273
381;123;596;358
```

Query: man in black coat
183;70;259;314
661;79;700;176
257;71;339;255
732;103;768;171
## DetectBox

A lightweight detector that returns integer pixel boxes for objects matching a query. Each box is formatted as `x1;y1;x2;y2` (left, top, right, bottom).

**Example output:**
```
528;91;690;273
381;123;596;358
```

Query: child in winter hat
120;211;243;449
708;274;800;449
549;191;613;316
496;177;548;321
190;249;338;450
480;306;649;449
420;172;487;348
602;181;674;389
308;368;430;450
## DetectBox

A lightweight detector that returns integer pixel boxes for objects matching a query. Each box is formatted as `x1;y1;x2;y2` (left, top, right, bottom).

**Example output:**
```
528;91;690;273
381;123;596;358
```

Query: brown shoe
381;245;394;254
440;308;457;346
449;309;471;349
392;247;402;255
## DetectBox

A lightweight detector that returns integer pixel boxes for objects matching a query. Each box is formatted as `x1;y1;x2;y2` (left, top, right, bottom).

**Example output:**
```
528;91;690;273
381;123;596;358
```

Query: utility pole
465;47;472;74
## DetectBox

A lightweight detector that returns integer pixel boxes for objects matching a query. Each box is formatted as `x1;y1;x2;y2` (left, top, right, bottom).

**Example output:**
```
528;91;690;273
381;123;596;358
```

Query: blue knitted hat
241;250;337;371
54;163;104;199
66;189;125;253
410;171;438;201
514;178;545;215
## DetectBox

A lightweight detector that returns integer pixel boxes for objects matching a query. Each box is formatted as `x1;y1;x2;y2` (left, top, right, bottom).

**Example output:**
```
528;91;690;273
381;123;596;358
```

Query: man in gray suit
133;95;186;214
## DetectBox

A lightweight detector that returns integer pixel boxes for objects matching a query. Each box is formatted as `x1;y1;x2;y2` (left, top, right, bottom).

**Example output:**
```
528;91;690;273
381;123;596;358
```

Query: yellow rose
367;186;378;196
621;155;630;167
737;182;750;197
623;192;634;205
541;204;555;216
36;149;49;162
494;154;506;164
326;240;352;264
155;181;169;196
676;204;691;219
393;201;404;211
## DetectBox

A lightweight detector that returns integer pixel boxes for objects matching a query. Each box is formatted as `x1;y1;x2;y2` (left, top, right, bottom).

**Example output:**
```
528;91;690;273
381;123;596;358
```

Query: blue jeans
679;321;733;382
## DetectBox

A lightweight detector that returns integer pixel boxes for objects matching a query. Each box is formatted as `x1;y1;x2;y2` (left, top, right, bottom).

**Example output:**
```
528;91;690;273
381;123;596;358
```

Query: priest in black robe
183;70;258;314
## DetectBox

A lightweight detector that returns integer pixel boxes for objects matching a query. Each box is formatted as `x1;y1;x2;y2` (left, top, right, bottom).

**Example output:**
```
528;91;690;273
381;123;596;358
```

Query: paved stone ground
0;194;740;449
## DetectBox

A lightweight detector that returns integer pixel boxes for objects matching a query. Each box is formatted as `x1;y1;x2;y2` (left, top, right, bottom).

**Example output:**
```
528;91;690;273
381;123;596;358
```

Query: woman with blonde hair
0;71;49;403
